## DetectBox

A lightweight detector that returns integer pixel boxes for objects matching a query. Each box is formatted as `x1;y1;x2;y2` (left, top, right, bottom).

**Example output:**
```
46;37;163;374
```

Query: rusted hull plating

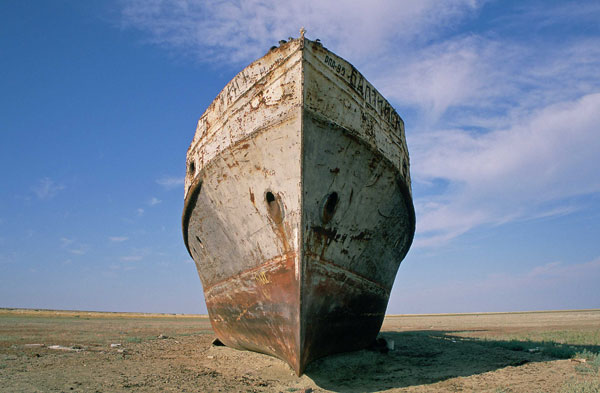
183;37;415;375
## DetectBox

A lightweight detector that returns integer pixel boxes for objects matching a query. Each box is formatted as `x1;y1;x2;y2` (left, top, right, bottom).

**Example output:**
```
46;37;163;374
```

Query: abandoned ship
182;32;415;376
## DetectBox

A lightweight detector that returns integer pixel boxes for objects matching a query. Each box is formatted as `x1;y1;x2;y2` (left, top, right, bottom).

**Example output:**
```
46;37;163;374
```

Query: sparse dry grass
560;378;600;393
1;308;599;392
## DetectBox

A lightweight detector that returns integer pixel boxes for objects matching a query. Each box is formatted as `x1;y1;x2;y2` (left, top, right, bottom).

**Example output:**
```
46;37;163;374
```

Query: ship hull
183;37;415;375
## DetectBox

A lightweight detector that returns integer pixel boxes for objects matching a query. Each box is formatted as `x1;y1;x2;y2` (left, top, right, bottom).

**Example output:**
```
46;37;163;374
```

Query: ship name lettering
224;69;253;106
327;57;402;132
349;66;400;131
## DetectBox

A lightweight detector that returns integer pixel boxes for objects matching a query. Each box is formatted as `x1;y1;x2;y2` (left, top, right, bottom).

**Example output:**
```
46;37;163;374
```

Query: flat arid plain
1;309;599;392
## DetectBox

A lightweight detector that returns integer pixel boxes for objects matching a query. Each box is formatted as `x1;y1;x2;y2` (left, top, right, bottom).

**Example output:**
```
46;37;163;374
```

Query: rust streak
249;188;255;206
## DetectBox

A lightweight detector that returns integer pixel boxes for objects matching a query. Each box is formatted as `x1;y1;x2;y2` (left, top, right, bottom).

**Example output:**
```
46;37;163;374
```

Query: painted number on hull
324;55;346;76
255;271;270;285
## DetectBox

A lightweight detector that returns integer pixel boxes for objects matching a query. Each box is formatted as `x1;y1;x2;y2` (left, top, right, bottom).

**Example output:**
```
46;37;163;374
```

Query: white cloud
60;237;88;255
136;208;145;216
60;237;74;247
69;247;87;255
121;255;143;262
32;177;65;200
394;256;600;313
413;92;600;246
0;251;17;265
377;36;600;127
109;236;129;242
155;176;184;189
377;36;499;122
474;257;600;296
148;197;161;206
121;0;480;65
372;13;600;247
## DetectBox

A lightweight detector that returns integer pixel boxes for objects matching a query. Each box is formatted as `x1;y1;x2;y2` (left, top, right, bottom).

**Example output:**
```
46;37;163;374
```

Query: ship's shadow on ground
304;330;600;392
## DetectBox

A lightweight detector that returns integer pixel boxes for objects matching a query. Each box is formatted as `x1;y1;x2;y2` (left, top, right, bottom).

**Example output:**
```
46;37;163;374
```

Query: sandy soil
1;309;599;392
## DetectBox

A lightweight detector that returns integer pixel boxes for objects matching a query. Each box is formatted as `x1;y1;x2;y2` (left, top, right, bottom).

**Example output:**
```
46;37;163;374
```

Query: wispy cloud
472;257;600;304
121;0;480;65
32;177;65;200
377;13;600;246
155;176;184;190
69;247;88;255
395;256;600;313
148;197;161;206
109;236;129;242
121;255;143;262
60;237;89;255
0;251;17;265
377;34;600;123
413;92;600;247
60;237;74;247
136;208;145;216
119;247;151;263
120;1;600;247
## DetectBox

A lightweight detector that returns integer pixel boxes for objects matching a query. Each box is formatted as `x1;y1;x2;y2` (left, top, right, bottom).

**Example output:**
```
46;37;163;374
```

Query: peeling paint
182;37;415;376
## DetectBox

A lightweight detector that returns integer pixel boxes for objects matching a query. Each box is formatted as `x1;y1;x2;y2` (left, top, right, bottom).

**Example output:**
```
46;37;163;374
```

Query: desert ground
1;308;599;392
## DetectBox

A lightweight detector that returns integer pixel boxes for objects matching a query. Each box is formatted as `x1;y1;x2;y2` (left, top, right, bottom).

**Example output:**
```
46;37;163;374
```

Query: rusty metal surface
182;37;415;376
205;252;300;372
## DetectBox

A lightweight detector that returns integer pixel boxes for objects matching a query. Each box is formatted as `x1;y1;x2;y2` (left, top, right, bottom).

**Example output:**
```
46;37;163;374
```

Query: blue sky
1;0;599;314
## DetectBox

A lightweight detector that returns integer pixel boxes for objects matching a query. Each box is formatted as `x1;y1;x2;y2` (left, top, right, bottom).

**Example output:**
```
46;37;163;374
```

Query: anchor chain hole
265;191;284;224
266;191;275;204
